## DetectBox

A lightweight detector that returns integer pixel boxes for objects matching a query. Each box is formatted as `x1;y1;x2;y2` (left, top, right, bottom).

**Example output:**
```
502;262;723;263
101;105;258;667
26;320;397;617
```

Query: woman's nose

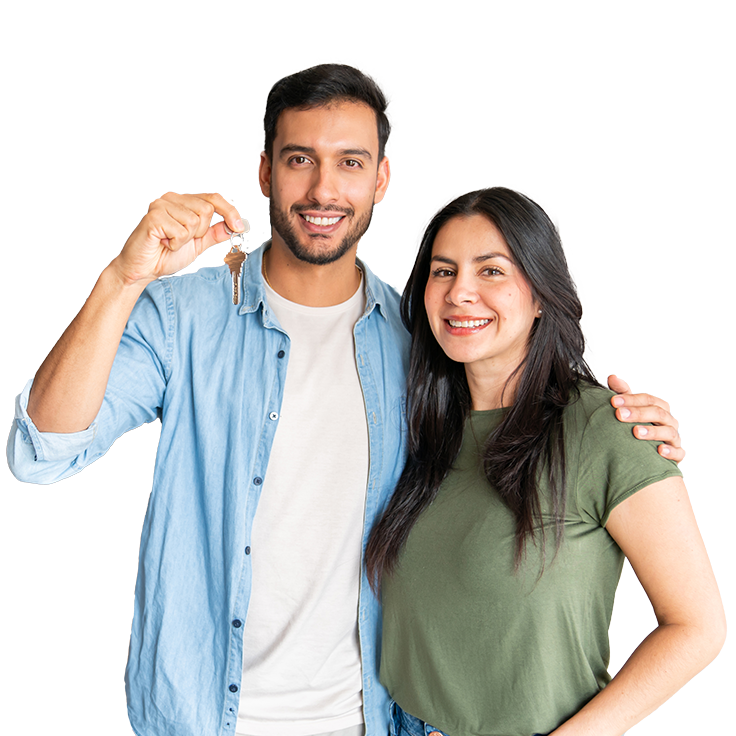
446;276;478;305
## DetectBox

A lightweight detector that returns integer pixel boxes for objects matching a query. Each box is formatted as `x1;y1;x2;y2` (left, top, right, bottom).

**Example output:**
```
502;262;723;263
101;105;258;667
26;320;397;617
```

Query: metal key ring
229;232;246;251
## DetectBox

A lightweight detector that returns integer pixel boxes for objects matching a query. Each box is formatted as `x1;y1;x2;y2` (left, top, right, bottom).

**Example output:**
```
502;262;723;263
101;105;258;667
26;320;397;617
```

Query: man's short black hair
264;64;390;162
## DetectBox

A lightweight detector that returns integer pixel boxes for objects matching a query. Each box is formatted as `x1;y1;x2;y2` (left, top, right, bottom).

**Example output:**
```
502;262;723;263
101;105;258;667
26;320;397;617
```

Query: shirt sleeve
572;392;683;527
6;278;173;485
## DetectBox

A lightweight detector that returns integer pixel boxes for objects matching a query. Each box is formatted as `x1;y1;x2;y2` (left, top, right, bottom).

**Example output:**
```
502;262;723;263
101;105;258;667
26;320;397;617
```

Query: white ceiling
6;57;565;158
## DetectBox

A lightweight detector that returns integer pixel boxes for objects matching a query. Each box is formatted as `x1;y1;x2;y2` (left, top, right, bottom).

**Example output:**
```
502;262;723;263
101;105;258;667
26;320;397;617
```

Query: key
223;220;250;305
224;234;246;305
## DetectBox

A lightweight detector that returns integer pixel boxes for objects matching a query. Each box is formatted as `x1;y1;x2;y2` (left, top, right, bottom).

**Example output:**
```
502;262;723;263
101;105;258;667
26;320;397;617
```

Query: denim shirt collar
240;241;390;322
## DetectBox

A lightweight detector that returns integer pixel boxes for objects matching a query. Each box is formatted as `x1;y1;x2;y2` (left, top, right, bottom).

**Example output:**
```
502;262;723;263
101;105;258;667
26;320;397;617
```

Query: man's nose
307;165;340;204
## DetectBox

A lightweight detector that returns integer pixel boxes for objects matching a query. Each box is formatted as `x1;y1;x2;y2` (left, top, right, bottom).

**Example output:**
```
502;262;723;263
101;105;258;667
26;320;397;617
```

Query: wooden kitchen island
6;450;155;731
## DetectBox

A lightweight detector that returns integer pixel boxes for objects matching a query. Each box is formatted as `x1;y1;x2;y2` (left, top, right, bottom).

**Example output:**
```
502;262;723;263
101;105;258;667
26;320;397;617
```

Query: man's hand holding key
26;192;246;434
110;192;246;287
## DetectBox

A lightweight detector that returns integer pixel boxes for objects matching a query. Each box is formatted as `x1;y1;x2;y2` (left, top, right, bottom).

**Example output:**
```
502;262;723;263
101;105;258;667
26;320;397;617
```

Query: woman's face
424;214;539;377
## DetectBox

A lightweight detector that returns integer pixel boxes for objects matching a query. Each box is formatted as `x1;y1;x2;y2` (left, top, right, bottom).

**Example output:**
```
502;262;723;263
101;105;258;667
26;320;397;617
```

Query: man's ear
373;156;390;204
258;152;272;198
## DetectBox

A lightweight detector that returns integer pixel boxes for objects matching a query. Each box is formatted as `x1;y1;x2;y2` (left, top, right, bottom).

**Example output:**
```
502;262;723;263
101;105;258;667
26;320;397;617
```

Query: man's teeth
303;214;342;226
448;319;490;328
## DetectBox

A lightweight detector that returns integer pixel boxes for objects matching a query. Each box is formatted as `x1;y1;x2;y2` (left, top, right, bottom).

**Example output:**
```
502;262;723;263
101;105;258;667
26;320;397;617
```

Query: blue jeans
389;703;449;736
389;701;549;736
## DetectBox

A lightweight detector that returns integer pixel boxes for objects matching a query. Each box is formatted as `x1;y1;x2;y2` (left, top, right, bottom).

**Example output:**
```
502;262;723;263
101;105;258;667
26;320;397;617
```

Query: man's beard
269;198;373;265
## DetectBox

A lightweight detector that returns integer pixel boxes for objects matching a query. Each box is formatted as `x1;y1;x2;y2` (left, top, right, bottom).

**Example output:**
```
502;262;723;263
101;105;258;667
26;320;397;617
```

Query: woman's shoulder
565;381;616;423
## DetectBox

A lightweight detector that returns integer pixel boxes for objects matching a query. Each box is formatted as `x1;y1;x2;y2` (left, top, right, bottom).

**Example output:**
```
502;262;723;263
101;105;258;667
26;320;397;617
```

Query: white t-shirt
236;277;369;736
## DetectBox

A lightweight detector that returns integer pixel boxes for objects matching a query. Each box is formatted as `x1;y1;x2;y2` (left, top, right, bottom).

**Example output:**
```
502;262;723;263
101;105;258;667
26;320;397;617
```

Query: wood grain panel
6;491;148;731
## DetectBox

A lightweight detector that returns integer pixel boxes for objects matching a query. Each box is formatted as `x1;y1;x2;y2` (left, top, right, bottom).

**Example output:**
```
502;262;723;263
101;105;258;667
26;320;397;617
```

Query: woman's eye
483;266;504;276
431;268;455;278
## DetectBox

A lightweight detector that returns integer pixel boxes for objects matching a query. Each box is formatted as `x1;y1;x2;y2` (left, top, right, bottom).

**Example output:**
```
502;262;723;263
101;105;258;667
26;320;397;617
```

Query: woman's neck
465;360;522;411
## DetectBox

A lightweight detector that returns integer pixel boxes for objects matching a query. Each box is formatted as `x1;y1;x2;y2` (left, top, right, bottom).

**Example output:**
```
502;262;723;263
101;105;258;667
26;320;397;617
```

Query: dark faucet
5;337;38;421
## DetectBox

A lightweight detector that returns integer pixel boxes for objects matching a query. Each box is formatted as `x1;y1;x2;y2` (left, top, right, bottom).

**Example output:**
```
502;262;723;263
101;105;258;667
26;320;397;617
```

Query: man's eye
344;159;362;168
290;156;310;165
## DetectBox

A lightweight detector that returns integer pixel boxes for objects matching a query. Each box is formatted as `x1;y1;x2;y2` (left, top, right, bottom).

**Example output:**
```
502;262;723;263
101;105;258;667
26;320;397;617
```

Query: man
7;64;683;736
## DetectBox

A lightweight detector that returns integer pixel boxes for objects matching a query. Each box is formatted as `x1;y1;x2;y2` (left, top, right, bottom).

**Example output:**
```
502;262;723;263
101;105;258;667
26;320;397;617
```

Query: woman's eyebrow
473;252;512;263
430;252;512;265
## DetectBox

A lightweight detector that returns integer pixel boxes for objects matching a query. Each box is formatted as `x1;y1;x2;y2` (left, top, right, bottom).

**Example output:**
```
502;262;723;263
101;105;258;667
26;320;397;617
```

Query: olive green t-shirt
380;384;682;736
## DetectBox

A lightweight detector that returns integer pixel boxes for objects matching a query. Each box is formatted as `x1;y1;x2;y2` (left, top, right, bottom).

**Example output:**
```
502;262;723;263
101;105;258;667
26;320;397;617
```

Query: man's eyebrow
278;144;373;161
279;144;317;158
340;147;373;161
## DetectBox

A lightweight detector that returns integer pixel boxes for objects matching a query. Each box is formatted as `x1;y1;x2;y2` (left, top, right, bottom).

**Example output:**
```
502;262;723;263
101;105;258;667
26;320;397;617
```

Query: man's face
259;101;390;265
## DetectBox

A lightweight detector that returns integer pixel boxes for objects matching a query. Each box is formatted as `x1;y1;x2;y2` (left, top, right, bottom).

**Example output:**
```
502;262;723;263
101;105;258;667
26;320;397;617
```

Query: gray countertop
5;450;156;506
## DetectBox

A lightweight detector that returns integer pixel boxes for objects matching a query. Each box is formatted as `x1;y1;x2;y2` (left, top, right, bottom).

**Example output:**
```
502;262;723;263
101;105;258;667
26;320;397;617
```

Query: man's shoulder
162;264;230;291
359;260;403;320
374;278;402;320
142;266;230;308
127;266;234;335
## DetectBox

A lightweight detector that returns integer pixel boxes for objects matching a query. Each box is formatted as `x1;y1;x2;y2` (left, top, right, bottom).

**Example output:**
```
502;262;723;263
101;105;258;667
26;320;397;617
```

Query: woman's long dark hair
365;187;600;589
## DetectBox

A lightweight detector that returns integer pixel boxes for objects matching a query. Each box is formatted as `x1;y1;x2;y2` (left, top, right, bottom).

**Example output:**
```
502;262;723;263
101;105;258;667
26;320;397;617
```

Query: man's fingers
613;403;678;430
632;422;681;446
193;193;245;235
607;374;631;394
611;391;671;413
151;193;245;251
150;195;211;245
117;191;247;284
659;444;686;463
608;378;685;464
199;220;250;253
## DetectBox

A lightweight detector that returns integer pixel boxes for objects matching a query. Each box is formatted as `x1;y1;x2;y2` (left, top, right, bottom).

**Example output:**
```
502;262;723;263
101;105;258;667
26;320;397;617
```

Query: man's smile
302;214;344;226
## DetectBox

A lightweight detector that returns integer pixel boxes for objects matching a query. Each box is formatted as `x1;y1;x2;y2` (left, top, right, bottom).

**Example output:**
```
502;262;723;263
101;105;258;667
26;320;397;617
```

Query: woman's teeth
448;319;490;328
303;215;342;226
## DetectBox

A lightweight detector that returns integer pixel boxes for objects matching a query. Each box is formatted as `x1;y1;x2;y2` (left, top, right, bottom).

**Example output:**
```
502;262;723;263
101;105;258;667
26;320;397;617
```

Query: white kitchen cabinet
5;217;75;298
74;222;132;299
5;141;75;220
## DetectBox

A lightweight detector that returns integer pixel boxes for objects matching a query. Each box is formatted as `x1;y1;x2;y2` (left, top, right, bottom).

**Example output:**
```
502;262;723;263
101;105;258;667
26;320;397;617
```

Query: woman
365;188;725;736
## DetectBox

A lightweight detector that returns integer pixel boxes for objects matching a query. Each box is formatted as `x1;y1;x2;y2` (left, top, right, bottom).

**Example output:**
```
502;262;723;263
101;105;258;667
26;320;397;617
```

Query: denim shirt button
229;684;238;693
245;546;251;555
277;350;285;358
269;412;278;420
253;477;262;485
232;619;242;628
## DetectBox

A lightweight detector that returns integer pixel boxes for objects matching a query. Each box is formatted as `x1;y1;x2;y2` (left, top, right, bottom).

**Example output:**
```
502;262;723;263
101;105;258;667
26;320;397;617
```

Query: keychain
223;220;250;305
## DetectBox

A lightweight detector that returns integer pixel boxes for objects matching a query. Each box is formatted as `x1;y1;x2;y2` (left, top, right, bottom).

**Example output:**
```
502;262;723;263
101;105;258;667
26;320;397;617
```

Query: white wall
561;58;728;736
426;102;562;222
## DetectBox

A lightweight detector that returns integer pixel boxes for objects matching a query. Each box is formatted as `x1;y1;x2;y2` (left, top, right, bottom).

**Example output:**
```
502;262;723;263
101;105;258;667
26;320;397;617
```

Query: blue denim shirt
7;244;410;736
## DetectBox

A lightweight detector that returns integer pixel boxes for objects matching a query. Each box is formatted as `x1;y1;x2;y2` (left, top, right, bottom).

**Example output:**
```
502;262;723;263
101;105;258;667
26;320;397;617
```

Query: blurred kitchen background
6;57;727;736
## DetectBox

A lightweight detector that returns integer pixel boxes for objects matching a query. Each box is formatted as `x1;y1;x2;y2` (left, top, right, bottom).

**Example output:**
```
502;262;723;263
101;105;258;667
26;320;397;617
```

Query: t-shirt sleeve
572;392;683;527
